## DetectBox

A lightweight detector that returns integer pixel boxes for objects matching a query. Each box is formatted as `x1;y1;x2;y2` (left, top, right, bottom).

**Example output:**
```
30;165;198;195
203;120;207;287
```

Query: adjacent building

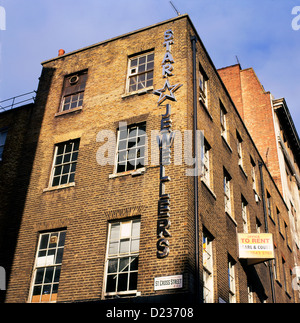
0;14;299;303
218;64;300;281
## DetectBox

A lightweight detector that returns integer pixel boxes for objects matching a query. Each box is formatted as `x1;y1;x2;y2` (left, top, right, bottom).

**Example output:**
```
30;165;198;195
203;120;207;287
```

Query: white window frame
104;219;141;297
114;123;147;174
224;171;232;216
247;282;254;303
29;230;66;303
236;131;243;167
203;233;214;303
228;259;236;303
201;139;211;187
242;197;248;233
199;65;208;103
220;104;227;140
267;191;273;220
49;139;80;187
126;52;154;93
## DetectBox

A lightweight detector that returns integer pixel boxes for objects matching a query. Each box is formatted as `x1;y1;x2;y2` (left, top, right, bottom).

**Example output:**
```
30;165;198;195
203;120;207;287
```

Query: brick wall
3;15;298;303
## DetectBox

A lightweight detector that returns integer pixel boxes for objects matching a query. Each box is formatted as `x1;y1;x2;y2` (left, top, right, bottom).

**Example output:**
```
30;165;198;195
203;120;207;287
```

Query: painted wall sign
154;275;183;291
238;233;275;265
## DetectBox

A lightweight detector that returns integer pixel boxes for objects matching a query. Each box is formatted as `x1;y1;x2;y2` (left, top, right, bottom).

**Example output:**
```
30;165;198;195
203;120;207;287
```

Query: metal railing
0;91;36;113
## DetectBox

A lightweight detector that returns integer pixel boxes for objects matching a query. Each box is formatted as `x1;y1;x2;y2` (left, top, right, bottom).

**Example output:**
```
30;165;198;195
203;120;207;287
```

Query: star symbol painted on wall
153;79;183;105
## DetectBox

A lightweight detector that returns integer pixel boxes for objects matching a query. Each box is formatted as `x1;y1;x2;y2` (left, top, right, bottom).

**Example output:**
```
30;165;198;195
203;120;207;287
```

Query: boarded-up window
60;70;88;112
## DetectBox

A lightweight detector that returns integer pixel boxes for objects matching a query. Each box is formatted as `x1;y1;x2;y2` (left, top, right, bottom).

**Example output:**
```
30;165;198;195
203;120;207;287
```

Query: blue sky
0;0;299;132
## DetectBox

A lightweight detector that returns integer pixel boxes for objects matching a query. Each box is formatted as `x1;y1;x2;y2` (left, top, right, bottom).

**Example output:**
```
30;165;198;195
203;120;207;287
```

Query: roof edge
41;14;189;65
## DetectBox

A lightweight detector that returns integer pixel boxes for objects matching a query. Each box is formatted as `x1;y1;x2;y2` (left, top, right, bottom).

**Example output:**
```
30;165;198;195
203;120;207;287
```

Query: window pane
137;135;146;147
65;143;73;153
63;153;71;163
52;177;60;187
35;268;45;284
117;162;126;173
147;71;153;80
121;222;131;238
71;163;77;172
131;239;140;253
130;257;139;271
44;267;54;284
132;221;141;237
56;248;64;264
55;155;63;165
106;275;117;293
108;259;118;274
60;175;68;185
69;173;75;183
73;140;80;151
54;166;62;176
108;242;119;255
148;53;154;62
117;273;128;292
128;149;137;161
120;239;130;254
139;56;146;64
71;152;78;162
130;59;138;67
119;257;129;272
52;284;59;295
39;235;49;250
127;161;135;171
147;62;154;70
118;150;127;162
129;272;138;291
110;224;120;240
54;267;61;283
62;164;70;175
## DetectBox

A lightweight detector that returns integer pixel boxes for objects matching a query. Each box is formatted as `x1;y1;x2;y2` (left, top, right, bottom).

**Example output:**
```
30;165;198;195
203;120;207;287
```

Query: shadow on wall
0;67;56;303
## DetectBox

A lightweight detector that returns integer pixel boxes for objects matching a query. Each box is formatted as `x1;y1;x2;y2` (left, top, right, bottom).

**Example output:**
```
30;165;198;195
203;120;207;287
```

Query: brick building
1;15;299;303
218;64;300;282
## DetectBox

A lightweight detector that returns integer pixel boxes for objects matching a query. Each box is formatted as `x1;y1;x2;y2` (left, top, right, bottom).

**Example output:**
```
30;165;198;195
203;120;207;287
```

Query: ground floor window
29;230;66;303
104;219;141;297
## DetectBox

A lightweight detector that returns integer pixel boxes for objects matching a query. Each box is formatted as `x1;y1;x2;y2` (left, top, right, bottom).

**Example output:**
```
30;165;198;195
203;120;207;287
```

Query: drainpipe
191;35;200;303
258;161;276;303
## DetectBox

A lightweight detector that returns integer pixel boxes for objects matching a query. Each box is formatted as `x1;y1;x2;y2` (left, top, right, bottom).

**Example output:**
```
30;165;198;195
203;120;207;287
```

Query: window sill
226;211;238;227
109;167;146;179
239;164;248;179
121;87;153;99
201;179;216;200
199;99;213;121
43;182;75;192
55;106;83;117
221;134;232;153
269;215;276;226
104;291;140;299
